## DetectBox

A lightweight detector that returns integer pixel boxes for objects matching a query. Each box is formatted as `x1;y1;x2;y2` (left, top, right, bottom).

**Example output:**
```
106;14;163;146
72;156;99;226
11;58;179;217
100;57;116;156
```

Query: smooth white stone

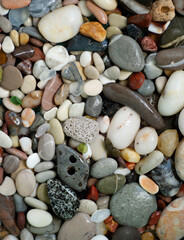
178;108;184;136
44;107;58;121
30;182;38;198
27;209;53;227
24;197;48;210
93;53;105;74
0;130;12;148
134;127;158;155
90;134;107;161
93;0;117;10
91;209;111;223
19;137;33;155
99;74;115;85
0;176;16;196
78;0;92;17
0;4;9;15
33;60;48;79
82;143;92;160
35;170;56;183
118;70;132;81
37;80;47;89
155;76;167;94
11;89;25;99
0;86;10;98
3;98;22;113
34;161;54;173
97;116;110;133
83;80;103;96
2;36;15;53
38;5;83;43
69;102;85;117
114;167;131;176
20;228;34;240
26;153;41;169
21;75;36;94
69;55;76;63
57;99;72;121
43;43;53;55
3;235;18;240
80;51;92;67
45;46;69;71
158;70;184;116
79;199;97;215
91;235;109;240
107;106;141;149
24;16;32;27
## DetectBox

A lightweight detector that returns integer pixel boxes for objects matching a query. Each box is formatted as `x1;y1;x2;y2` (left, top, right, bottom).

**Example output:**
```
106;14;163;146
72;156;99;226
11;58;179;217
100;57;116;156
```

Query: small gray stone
0;16;12;33
69;94;82;103
20;228;34;240
112;226;141;240
63;116;99;143
21;26;47;42
30;114;45;132
137;79;155;97
38;133;55;161
13;193;27;213
110;182;157;228
85;95;103;118
47;178;80;220
62;61;84;82
144;53;163;79
35;234;56;240
104;66;120;80
56;144;89;192
90;158;118;178
108;34;145;72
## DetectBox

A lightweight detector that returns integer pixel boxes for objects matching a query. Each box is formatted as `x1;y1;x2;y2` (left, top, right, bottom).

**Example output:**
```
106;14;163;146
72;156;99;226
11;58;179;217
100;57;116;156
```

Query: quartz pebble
0;131;12;148
26;153;41;169
91;209;110;223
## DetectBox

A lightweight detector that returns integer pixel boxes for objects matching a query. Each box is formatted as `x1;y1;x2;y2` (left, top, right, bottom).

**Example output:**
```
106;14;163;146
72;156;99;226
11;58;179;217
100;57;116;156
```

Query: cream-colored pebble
21;75;36;94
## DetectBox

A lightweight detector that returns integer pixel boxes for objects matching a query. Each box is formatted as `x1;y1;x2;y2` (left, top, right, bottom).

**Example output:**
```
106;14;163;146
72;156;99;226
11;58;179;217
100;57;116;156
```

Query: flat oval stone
27;209;52;228
36;170;56;183
1;66;23;90
3;155;20;174
47;179;80;220
34;161;54;173
112;226;141;240
12;45;34;60
108;35;144;72
0;130;12;148
38;5;83;43
156;47;184;70
57;213;96;240
156;197;184;240
93;0;117;10
175;138;184;181
24;197;48;210
47;118;65;145
38;133;55;161
90;158;118;178
110;182;157;228
158;70;184;116
96;174;126;194
56;144;89;192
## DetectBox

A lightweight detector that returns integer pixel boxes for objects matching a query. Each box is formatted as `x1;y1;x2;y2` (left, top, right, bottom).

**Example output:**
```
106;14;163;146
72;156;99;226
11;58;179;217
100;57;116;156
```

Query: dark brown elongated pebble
12;45;34;60
103;83;165;129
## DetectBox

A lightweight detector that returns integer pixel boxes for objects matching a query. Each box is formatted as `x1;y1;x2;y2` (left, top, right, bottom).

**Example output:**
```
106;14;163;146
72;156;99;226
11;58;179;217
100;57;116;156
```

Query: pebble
27;209;52;228
57;213;95;240
69;102;85;118
47;118;64;145
38;133;55;161
78;0;92;17
3;236;18;240
110;183;157;228
38;6;83;43
112;226;141;240
144;53;163;80
0;130;12;148
35;234;56;240
104;66;120;80
19;137;33;155
137;79;155;97
151;0;175;22
57;100;72;121
93;0;117;10
78;199;97;215
80;22;106;42
10;90;24;101
128;13;152;28
34;161;54;173
91;209;110;223
114;167;130;176
179;108;184;136
15;169;36;197
90;134;107;161
0;87;10;98
21;75;36;94
156;197;184;240
175;138;184;181
0;16;12;33
24;197;48;210
21;108;35;128
86;1;107;24
3;98;22;113
96;196;110;209
155;76;167;94
121;148;140;163
139;175;159;194
2;36;15;54
3;155;20;174
90;158;118;178
93;53;105;74
0;176;16;196
1;66;23;90
22;90;43;108
91;236;108;240
44;107;58;121
62;61;86;82
106;26;122;39
13;193;27;213
97;115;110;133
26;153;41;169
107;106;140;149
20;228;34;240
85;95;102;117
47;178;80;220
80;51;92;67
108;14;127;29
119;0;151;14
173;0;184;15
158;70;184;116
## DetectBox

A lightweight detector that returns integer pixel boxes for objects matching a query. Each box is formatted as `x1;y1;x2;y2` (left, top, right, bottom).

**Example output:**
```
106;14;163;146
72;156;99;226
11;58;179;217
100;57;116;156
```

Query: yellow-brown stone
19;33;30;45
80;21;106;42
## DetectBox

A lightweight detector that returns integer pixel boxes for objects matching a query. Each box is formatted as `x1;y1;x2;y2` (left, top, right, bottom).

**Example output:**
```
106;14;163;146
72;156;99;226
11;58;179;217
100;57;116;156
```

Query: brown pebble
86;0;108;24
19;33;29;45
28;46;45;62
157;194;172;203
157;199;166;210
5;148;27;160
12;45;34;60
17;211;26;230
141;231;155;240
151;0;175;22
29;37;43;47
3;155;20;174
1;0;31;9
87;178;98;188
22;90;43;108
54;83;69;105
17;59;32;75
0;167;4;185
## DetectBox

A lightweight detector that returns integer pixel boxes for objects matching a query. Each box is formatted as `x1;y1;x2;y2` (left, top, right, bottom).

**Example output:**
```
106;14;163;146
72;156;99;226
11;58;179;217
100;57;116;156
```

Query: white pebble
44;107;58;121
20;228;34;240
93;53;105;74
0;4;9;15
11;89;25;100
57;99;72;121
91;235;109;240
26;153;41;169
69;102;85;117
99;74;115;85
33;60;48;79
78;0;92;17
69;54;76;63
24;197;48;210
90;134;107;161
114;167;131;176
43;43;53;55
0;130;12;148
27;209;53;228
118;70;132;81
97;116;110;133
80;51;92;67
83;80;103;96
19;137;33;155
0;86;10;98
82;143;92;160
3;235;18;240
2;36;15;53
79;199;97;215
21;75;36;94
155;76;167;94
178;108;184;136
91;209;110;223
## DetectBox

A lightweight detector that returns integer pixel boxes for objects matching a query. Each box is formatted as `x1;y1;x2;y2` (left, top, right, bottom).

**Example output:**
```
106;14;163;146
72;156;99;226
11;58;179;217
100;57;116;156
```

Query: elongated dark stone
103;83;165;129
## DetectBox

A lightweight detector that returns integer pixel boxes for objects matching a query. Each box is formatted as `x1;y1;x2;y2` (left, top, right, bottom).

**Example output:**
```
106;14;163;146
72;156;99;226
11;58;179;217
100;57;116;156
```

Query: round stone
137;79;155;97
27;209;53;228
3;155;20;174
1;66;23;90
112;226;141;240
129;72;145;90
2;36;15;54
78;199;97;215
38;133;55;161
110;182;157;228
83;80;103;96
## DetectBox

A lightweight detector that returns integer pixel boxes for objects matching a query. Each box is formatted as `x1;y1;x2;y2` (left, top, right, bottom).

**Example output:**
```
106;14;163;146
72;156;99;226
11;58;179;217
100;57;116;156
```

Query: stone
1;66;23;90
20;228;34;240
120;148;140;163
38;133;55;161
19;33;29;46
120;0;152;13
0;16;12;33
139;175;159;194
90;158;118;178
158;129;179;157
151;158;181;197
144;53;163;80
108;14;127;29
79;199;97;215
47;119;64;145
26;153;41;169
80;22;106;42
56;144;89;192
85;95;102;118
97;116;110;133
112;226;141;240
155;76;167;94
106;26;122;39
93;53;105;74
128;72;145;90
21;108;35;128
96;196;110;210
0;130;12;148
151;0;175;22
141;36;158;52
47;178;80;220
108;35;144;72
0;194;20;236
85;1;107;24
57;100;72;121
2;36;15;54
104;66;120;80
44;107;58;121
35;234;56;240
173;0;184;15
127;13;152;28
97;174;126;194
92;0;117;10
158;70;184;116
62;61;86;81
0;176;16;196
175;138;184;181
91;236;108;240
63;116;99;143
37;183;50;205
84;65;100;80
137;79;155;97
90;134;107;161
34;161;54;173
45;46;69;71
54;84;69;106
21;75;36;94
30;114;44;132
156;47;184;70
13;193;27;213
3;155;20;174
91;209;110;223
110;183;157;228
38;6;83;43
58;213;95;240
28;46;45;62
5;111;22;136
69;102;85;118
27;209;52;228
107;106;140;149
156;197;184;240
1;0;31;9
3;98;22;113
83;80;103;96
12;45;34;60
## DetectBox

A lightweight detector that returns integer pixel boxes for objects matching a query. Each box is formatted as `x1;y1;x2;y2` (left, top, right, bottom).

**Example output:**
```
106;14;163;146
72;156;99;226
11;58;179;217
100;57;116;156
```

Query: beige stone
151;0;175;22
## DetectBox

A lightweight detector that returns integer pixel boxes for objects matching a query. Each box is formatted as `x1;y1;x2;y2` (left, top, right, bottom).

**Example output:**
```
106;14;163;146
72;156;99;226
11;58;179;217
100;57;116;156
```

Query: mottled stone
151;158;181;197
151;0;175;22
62;61;86;82
5;111;22;136
85;95;103;118
47;179;80;220
110;183;157;228
30;114;45;132
56;144;89;192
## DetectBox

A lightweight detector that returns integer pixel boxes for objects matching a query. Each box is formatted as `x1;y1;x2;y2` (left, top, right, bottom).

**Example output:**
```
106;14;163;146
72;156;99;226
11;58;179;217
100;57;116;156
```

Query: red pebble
129;72;145;90
127;13;152;28
141;36;158;52
86;185;98;201
28;47;45;62
157;199;166;210
0;167;4;184
149;211;161;225
104;216;118;233
126;162;135;170
176;184;184;197
104;216;113;224
157;194;172;203
17;212;25;230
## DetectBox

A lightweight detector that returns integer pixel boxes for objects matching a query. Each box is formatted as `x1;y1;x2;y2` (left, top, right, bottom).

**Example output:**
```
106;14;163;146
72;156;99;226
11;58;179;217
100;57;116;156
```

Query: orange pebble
126;162;135;170
21;108;35;128
80;22;106;42
141;231;155;240
139;175;159;194
176;184;184;197
104;216;118;233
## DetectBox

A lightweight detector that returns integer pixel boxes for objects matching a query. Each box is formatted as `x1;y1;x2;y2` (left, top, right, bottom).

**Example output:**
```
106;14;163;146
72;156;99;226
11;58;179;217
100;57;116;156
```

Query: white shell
0;130;12;148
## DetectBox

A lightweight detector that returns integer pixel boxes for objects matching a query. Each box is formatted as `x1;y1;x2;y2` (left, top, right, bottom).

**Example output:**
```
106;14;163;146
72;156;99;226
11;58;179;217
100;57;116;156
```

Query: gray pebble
144;53;163;79
13;193;27;213
85;95;103;118
0;16;12;33
137;79;155;97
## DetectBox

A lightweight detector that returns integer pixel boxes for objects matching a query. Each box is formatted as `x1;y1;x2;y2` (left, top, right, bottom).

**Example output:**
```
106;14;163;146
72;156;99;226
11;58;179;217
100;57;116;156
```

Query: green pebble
77;143;88;154
10;96;22;105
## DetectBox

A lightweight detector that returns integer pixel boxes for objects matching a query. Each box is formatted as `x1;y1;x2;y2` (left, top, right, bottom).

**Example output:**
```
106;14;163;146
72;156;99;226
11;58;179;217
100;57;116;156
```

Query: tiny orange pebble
126;162;135;170
104;216;113;224
139;175;159;194
21;108;35;128
80;22;106;42
141;231;155;240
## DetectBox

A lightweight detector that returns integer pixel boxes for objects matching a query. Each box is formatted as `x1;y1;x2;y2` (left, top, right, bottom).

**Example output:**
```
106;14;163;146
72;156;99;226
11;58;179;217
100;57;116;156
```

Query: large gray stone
110;182;157;228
